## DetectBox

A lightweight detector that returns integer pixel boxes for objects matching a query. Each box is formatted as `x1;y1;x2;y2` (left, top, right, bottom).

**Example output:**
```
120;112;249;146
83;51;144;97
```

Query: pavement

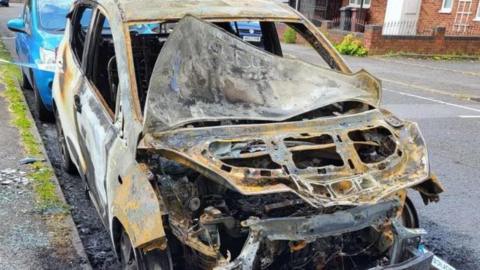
0;3;479;269
0;4;89;270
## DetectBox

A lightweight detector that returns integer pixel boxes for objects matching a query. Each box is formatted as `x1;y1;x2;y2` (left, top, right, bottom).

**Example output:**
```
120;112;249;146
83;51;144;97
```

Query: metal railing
382;20;427;36
331;17;367;33
446;24;480;36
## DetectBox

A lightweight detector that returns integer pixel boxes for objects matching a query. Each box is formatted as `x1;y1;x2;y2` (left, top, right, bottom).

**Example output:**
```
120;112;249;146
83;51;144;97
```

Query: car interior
79;18;286;114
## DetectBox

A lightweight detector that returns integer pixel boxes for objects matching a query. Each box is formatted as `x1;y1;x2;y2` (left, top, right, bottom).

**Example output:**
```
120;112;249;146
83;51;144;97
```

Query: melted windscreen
144;16;380;132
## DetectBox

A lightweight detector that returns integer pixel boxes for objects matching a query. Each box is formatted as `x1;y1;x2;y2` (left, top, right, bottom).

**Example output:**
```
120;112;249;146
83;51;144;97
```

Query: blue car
231;21;263;46
0;0;9;7
8;0;73;121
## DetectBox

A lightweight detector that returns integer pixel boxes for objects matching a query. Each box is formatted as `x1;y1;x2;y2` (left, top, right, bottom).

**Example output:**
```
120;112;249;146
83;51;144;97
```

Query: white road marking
382;78;479;101
384;88;480;114
459;115;480;118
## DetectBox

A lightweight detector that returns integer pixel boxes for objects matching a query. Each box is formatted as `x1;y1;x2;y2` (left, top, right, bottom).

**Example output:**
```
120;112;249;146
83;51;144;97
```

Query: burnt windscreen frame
286;22;341;71
260;22;283;57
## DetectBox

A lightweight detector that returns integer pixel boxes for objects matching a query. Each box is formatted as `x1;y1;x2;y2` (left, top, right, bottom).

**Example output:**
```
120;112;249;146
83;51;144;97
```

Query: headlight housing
38;47;56;72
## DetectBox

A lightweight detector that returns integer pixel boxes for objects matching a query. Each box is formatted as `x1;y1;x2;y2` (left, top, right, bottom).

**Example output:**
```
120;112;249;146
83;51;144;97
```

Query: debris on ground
0;168;30;186
19;157;46;165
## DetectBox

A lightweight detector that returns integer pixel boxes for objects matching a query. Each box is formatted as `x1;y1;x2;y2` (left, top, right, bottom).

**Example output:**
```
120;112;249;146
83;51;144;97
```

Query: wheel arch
108;165;168;252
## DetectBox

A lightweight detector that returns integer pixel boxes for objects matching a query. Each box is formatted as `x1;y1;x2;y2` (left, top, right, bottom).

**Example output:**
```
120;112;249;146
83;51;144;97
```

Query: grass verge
0;41;67;213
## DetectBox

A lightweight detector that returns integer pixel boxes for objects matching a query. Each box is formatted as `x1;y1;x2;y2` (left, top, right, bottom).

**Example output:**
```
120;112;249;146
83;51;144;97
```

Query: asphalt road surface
1;3;480;269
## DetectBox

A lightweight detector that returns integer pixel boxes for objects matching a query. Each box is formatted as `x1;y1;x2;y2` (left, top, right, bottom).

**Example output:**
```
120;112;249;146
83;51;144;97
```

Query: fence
445;24;480;36
295;0;341;23
331;16;367;33
381;20;480;37
382;20;432;36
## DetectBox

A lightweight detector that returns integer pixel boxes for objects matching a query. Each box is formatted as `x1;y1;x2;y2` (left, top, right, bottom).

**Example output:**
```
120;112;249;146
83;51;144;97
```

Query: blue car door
17;0;33;78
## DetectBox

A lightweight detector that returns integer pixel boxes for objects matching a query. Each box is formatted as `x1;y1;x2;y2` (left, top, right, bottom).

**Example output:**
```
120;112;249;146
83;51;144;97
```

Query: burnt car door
73;9;120;220
56;4;93;172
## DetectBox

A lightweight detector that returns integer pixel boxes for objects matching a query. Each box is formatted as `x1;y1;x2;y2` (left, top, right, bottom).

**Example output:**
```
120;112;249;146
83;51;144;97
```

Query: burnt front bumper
215;200;433;270
370;251;434;270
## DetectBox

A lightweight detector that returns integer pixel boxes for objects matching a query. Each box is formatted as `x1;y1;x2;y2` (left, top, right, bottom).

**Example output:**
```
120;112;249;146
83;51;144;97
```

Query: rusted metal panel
144;112;432;209
109;163;167;248
106;0;300;22
144;16;380;132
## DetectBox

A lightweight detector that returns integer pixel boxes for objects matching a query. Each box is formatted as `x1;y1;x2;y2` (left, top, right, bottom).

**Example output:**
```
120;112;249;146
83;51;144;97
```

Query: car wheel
119;230;173;270
400;197;419;228
54;108;77;174
33;84;53;122
21;70;32;90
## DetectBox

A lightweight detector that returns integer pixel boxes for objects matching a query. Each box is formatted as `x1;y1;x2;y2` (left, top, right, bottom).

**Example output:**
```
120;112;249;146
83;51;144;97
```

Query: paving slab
0;68;90;269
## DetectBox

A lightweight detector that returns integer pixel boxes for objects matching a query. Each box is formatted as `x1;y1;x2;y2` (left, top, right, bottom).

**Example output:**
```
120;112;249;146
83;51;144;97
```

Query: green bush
335;34;368;56
283;27;297;44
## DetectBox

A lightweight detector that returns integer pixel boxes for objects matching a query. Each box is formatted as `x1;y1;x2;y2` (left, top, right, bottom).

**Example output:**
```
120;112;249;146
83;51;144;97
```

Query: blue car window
79;8;93;30
38;0;73;32
102;18;112;35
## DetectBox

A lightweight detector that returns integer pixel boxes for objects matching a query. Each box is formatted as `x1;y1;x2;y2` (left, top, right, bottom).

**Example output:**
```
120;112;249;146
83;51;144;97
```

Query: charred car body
52;0;444;269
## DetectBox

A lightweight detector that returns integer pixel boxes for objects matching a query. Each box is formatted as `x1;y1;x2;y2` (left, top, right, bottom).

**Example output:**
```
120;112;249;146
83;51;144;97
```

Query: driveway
1;3;480;269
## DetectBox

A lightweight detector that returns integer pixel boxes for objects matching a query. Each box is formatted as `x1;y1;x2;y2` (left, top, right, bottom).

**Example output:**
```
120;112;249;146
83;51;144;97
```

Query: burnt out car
52;0;444;269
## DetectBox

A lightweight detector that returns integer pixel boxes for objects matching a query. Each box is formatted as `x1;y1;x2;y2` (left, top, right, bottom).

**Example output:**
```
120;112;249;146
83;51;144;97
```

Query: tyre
119;229;173;270
21;70;32;90
400;197;419;228
54;107;77;174
33;83;53;122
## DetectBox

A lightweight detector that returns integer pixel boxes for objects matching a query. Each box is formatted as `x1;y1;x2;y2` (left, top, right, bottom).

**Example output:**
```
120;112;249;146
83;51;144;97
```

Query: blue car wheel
32;74;53;122
21;69;32;90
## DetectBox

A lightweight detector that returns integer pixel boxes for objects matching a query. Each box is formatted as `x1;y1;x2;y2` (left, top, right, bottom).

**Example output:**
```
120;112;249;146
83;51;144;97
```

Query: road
1;3;480;269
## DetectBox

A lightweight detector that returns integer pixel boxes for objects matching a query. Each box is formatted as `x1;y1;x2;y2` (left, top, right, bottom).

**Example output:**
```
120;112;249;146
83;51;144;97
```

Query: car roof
96;0;301;23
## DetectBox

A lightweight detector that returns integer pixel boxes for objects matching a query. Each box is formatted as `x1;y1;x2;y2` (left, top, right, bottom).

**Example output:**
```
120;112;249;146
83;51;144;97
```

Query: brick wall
367;0;387;24
337;0;480;35
364;24;480;55
418;0;480;35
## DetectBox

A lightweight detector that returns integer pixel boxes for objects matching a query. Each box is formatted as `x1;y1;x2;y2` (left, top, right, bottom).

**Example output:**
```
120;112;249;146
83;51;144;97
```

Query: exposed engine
139;153;428;270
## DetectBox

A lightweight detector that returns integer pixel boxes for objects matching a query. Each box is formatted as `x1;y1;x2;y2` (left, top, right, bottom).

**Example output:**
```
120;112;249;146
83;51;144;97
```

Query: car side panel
73;79;115;219
53;37;85;173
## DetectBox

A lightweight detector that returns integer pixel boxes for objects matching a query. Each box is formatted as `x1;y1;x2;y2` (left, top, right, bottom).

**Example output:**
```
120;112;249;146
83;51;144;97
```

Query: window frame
475;2;480;20
23;0;32;35
348;0;371;9
69;4;95;69
83;10;117;120
440;0;453;13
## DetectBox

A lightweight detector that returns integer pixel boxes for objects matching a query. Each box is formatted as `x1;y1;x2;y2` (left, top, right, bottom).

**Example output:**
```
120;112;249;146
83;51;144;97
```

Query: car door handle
74;94;82;113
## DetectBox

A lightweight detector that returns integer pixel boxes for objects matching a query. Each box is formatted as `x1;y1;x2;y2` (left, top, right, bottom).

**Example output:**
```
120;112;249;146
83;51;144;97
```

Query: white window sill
348;5;371;9
473;17;480;22
439;9;452;13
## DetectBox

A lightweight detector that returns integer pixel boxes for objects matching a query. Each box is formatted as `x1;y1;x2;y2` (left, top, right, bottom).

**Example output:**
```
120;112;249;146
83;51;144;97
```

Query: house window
440;0;453;13
349;0;371;8
476;2;480;20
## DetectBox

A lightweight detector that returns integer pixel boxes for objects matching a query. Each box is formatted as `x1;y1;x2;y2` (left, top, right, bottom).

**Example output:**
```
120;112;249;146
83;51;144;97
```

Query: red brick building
293;0;480;35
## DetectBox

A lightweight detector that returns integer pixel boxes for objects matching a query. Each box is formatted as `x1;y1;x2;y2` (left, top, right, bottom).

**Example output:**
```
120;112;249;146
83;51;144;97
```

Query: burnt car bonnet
143;16;381;132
